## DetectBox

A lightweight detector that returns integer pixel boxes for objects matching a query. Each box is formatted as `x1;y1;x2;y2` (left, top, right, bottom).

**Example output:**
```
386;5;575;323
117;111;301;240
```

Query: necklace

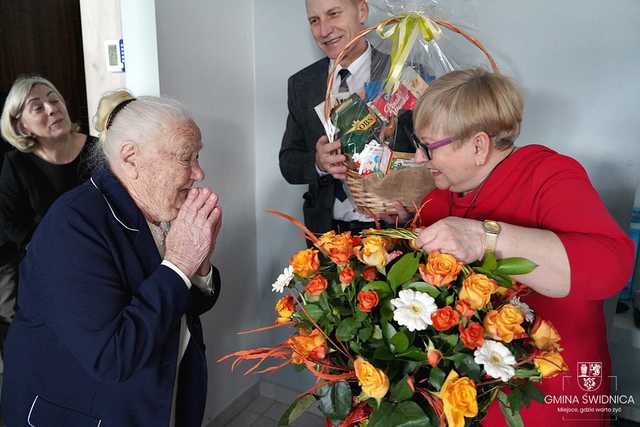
448;146;517;218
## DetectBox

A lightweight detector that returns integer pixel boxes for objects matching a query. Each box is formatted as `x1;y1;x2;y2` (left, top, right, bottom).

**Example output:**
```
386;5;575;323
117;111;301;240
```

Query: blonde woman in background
0;75;96;361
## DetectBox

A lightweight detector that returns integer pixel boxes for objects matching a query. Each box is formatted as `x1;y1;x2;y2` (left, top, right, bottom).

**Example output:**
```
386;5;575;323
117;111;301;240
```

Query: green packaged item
330;94;381;155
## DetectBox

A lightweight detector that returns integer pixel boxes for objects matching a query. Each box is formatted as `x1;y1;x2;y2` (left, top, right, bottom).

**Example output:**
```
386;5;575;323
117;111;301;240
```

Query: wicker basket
325;16;498;216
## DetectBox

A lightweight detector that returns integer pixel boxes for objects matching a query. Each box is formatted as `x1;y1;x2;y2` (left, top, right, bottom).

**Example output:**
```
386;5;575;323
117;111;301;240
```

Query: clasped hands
164;187;222;278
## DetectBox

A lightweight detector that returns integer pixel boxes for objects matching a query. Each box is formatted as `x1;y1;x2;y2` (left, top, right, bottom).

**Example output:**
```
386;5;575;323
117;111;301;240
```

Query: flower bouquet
218;212;568;427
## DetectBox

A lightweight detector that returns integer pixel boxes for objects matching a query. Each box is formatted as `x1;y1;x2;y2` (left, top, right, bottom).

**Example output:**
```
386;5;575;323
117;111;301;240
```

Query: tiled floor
222;395;325;427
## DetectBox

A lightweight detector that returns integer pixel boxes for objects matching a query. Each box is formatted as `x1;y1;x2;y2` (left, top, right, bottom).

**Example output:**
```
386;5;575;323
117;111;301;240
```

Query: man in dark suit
280;0;415;236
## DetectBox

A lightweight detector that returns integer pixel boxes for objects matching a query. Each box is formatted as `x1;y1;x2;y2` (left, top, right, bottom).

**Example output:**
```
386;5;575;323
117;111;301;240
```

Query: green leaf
520;382;545;405
358;325;373;342
373;345;395;360
397;348;427;362
515;368;540;379
403;281;440;298
473;267;492;275
481;251;498;271
445;294;455;306
495;258;538;276
390;376;415;402
492;273;513;288
497;390;524;427
372;324;383;340
450;353;481;382
304;292;320;302
354;310;368;323
349;340;361;353
428;367;446;391
336;317;359;341
278;394;317;426
318;292;330;310
361;281;393;298
303;304;324;322
435;333;458;348
388;252;421;291
369;401;432;427
508;388;524;413
380;300;394;323
382;321;397;341
317;382;352;422
390;331;410;353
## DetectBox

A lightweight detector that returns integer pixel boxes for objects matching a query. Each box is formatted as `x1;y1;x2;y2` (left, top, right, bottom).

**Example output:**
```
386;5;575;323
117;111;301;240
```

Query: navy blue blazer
1;168;220;427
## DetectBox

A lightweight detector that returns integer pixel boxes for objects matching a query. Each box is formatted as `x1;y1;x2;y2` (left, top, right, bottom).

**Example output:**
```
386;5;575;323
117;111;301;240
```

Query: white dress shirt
147;221;214;427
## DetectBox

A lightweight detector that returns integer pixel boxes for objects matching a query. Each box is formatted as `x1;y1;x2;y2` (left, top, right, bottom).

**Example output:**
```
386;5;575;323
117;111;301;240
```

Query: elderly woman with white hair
1;90;223;427
0;75;97;360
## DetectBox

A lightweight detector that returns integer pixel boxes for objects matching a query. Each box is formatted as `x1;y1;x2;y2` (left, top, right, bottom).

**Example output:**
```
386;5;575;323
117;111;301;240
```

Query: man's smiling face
305;0;368;63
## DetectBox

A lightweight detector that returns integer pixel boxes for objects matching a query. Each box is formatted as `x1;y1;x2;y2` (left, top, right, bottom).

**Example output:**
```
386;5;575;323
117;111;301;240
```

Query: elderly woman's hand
164;188;222;278
415;217;484;263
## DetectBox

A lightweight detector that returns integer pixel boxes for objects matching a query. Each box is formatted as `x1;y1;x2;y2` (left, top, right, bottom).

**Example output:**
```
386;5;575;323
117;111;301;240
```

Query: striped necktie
338;68;350;94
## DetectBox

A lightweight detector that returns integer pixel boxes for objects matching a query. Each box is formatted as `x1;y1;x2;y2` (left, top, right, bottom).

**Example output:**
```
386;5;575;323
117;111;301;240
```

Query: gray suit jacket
279;49;414;234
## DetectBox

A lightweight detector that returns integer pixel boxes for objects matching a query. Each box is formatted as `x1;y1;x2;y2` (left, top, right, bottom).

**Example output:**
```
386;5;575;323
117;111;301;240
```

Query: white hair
96;93;194;166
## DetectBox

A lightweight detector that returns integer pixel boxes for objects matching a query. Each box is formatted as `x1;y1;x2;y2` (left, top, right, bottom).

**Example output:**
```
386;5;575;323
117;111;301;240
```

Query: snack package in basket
316;0;498;216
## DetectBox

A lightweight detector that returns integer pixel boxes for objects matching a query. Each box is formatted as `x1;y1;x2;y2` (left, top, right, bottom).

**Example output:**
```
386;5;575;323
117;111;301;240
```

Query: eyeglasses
408;131;457;161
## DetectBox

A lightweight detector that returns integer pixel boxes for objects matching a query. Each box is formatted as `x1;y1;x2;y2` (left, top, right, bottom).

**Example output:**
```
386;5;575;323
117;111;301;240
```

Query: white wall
253;1;322;392
121;0;160;96
79;0;126;136
154;0;258;423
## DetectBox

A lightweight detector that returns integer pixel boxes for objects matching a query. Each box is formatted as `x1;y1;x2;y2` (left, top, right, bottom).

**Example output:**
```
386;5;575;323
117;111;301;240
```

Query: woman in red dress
405;69;633;426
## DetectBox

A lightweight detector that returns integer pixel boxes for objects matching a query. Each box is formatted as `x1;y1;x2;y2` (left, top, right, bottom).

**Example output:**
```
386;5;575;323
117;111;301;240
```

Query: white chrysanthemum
474;340;516;382
390;289;438;332
271;266;294;293
509;296;534;322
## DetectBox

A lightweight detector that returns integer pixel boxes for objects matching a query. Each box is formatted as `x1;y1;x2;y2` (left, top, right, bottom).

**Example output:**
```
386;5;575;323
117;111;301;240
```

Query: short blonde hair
0;75;79;152
413;68;523;149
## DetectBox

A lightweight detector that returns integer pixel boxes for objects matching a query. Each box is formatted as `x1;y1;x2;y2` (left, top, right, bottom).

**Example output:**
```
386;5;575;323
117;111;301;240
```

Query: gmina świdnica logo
577;362;602;392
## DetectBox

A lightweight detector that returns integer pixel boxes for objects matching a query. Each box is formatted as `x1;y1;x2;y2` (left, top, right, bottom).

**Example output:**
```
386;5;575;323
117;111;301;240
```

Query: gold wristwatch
482;220;501;254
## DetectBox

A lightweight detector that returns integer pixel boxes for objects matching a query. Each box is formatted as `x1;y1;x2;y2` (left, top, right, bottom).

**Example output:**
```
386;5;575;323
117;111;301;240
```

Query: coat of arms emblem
577;362;602;392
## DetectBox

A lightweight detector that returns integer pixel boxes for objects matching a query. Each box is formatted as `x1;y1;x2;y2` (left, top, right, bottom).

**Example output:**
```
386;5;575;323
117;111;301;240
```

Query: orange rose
455;300;475;318
427;349;442;367
354;357;390;401
419;251;463;287
459;274;497;310
288;329;327;364
290;248;320;278
275;295;295;323
440;370;478;427
459;322;485;350
431;306;460;331
339;267;355;284
530;319;563;351
357;290;379;313
534;351;569;378
361;266;377;281
483;304;525;343
319;231;354;265
306;274;328;296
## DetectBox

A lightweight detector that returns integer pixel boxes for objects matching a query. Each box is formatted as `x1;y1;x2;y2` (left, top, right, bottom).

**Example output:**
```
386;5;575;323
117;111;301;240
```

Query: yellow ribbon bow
376;13;442;92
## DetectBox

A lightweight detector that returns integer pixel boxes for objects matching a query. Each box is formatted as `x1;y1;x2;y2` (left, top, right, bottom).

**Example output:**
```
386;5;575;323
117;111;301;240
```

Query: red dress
419;145;633;426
